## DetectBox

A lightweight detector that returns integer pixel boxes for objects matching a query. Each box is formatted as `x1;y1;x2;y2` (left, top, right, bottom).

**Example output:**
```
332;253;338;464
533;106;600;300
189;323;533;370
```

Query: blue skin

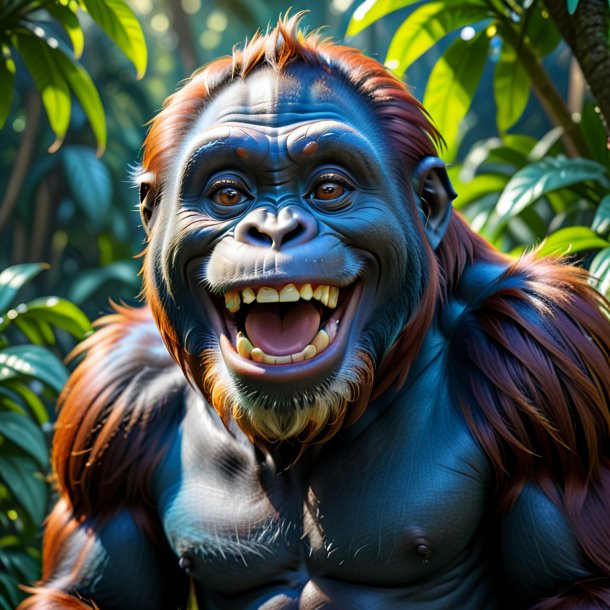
46;65;592;609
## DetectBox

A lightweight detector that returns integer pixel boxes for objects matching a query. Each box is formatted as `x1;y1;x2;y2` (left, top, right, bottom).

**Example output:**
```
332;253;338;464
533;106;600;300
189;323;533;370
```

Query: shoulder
444;255;610;498
53;304;190;516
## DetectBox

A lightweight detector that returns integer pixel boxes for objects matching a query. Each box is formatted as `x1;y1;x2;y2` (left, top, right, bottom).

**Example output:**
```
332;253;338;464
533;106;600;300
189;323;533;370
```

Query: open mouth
218;283;355;365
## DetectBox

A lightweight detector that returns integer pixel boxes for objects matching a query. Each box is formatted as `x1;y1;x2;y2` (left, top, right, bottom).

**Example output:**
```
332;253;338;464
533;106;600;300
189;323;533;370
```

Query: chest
155;393;492;594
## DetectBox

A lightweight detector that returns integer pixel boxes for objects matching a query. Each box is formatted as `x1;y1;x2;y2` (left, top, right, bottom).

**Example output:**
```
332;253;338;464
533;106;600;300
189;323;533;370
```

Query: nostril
246;226;273;247
282;225;305;246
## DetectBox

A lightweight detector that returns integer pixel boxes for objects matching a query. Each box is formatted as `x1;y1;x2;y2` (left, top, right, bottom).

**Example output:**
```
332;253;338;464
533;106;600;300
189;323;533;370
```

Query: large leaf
589;247;610;297
536;226;609;257
82;0;147;79
0;455;47;525
0;412;48;468
385;1;489;76
45;2;85;58
0;345;68;394
423;31;489;162
67;260;140;304
62;146;112;223
491;157;610;236
52;48;106;155
592;194;610;235
567;0;580;15
18;297;91;340
12;33;71;151
494;41;530;133
0;52;15;129
346;0;422;37
0;381;49;426
0;264;48;315
452;173;509;210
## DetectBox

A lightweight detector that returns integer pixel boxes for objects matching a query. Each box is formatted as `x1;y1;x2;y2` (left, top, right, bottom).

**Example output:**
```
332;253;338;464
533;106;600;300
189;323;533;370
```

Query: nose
234;207;317;250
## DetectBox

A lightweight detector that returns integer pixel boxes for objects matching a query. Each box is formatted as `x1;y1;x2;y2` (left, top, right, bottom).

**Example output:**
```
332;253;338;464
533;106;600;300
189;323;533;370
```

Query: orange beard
193;346;375;446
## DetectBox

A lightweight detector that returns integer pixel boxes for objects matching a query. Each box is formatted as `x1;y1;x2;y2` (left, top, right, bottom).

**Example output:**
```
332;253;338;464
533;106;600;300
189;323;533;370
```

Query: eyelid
306;170;354;197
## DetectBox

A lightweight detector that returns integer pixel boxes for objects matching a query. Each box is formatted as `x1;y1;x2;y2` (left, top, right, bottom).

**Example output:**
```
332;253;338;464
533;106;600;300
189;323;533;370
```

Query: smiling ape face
142;63;435;443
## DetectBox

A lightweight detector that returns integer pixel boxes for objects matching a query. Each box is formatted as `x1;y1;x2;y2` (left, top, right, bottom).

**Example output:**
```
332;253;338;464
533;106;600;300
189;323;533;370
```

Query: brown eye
314;182;345;201
212;186;248;206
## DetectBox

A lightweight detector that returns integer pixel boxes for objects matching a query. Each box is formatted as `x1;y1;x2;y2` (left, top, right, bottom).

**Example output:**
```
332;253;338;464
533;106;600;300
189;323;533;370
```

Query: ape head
138;14;455;446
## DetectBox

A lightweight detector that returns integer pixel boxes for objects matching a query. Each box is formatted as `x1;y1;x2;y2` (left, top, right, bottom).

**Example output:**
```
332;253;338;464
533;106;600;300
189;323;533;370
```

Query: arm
19;500;189;610
18;306;190;609
446;256;610;607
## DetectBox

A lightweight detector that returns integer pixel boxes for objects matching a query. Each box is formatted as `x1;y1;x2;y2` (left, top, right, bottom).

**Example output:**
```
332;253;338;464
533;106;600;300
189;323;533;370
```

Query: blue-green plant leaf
423;30;489;162
491;157;610;237
589;247;610;297
592;194;610;235
82;0;147;78
567;0;580;15
385;2;489;76
0;264;48;315
0;412;48;468
67;260;140;304
0;346;68;394
0;455;47;525
62;146;112;223
20;297;92;340
452;173;509;210
536;226;609;257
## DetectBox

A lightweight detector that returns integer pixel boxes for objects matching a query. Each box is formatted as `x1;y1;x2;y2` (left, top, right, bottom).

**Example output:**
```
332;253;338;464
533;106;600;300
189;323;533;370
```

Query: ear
412;156;456;250
135;170;157;234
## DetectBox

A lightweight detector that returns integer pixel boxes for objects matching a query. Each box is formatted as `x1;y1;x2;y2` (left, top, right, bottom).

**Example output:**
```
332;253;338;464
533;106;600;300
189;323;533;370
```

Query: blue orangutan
19;14;610;610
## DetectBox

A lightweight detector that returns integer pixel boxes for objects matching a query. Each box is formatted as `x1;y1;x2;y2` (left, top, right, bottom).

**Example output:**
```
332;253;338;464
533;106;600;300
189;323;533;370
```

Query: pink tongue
245;302;321;356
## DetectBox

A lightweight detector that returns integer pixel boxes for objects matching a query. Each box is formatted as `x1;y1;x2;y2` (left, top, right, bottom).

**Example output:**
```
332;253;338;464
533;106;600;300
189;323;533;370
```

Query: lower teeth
236;323;337;364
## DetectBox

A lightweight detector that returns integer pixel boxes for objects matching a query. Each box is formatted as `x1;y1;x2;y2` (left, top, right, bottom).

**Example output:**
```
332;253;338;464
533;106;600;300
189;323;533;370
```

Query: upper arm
501;483;592;601
33;501;189;610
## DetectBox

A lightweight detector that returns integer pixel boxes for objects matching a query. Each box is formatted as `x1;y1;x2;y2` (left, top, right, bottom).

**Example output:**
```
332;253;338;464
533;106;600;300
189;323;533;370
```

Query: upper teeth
223;284;339;313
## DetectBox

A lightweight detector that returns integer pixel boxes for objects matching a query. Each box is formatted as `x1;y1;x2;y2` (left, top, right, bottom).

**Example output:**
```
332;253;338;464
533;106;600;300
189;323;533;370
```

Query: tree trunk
545;0;610;142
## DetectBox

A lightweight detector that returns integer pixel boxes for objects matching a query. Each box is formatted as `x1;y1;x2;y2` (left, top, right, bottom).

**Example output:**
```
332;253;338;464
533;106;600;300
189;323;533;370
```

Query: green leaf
12;33;71;151
1;381;49;426
566;0;580;15
452;173;509;210
13;318;51;346
67;260;140;304
491;157;610;236
524;5;562;57
592;194;610;235
23;297;92;339
0;264;48;315
385;2;489;76
0;572;20;609
537;226;609;257
82;0;147;78
0;345;68;394
423;30;489;162
494;41;530;133
52;50;106;155
346;0;423;37
46;2;85;58
589;247;610;297
0;52;16;129
0;455;47;525
0;412;48;468
62;146;112;223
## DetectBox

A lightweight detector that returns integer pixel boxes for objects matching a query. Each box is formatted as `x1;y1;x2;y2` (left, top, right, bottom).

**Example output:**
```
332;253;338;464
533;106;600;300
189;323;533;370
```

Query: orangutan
20;13;610;610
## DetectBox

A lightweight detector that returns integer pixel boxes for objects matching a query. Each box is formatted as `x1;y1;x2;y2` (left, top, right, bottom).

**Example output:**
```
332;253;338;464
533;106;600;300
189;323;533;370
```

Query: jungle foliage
349;0;610;295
